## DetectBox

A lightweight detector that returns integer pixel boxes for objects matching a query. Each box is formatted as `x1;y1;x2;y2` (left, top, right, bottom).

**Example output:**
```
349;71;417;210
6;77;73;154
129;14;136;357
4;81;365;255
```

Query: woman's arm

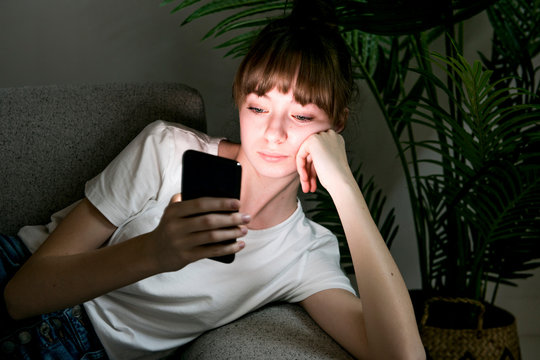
297;131;425;359
5;196;249;319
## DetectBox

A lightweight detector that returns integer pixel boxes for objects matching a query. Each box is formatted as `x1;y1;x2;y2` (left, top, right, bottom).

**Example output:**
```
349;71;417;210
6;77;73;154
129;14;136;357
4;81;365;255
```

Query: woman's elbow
373;338;426;360
402;339;426;360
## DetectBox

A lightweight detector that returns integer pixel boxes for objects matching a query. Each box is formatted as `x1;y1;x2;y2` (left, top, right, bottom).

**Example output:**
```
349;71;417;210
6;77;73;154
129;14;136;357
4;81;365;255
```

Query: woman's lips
258;151;288;162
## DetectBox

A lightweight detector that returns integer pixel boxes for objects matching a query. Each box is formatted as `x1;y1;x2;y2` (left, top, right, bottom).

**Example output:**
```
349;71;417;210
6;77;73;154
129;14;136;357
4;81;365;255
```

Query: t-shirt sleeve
85;121;175;227
286;231;357;303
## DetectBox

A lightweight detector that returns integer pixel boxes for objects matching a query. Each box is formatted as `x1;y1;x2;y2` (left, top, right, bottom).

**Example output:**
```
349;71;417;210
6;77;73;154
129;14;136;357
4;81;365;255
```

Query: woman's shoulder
141;120;223;153
142;120;206;140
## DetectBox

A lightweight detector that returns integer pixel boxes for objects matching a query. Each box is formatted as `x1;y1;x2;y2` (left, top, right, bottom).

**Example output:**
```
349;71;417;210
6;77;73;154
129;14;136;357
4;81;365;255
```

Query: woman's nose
264;115;287;144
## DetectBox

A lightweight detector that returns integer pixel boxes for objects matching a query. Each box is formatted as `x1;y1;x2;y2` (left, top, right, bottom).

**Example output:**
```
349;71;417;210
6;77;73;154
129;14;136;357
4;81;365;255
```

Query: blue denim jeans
0;234;108;359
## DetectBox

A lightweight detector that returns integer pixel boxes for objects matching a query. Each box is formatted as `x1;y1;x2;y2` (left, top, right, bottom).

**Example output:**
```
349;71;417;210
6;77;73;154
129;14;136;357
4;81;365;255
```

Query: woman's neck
239;168;299;229
218;141;299;229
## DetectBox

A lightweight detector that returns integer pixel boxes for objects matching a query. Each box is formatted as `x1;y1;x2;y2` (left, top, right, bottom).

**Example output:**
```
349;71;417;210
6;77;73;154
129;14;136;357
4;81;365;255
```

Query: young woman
2;1;424;359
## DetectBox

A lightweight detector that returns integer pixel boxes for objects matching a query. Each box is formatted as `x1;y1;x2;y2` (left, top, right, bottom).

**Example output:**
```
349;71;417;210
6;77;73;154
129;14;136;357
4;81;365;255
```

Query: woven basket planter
420;297;521;360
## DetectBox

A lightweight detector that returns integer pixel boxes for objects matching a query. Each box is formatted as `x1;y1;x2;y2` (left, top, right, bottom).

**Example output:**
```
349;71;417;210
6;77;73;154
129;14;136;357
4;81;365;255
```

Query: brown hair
232;1;354;130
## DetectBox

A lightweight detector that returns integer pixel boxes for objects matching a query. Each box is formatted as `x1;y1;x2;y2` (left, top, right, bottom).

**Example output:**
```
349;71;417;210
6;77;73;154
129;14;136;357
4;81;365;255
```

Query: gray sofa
0;83;353;359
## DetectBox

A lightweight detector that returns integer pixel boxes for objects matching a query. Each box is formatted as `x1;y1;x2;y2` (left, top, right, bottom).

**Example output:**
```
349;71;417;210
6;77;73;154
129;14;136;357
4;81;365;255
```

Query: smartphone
181;150;242;263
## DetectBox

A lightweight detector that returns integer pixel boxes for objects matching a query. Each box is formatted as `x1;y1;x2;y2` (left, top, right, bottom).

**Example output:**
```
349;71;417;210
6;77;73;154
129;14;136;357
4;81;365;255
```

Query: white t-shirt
18;121;355;360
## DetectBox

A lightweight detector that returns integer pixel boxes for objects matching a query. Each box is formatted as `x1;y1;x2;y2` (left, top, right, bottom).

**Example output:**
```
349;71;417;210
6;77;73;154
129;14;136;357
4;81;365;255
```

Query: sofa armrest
177;303;354;359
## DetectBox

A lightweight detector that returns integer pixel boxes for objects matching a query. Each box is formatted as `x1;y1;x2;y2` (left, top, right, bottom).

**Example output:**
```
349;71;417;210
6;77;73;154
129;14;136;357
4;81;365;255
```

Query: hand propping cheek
296;130;350;193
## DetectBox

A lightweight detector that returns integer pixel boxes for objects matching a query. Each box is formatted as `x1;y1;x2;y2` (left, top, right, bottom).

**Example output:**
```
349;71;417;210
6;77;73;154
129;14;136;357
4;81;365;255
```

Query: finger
170;193;182;204
303;154;317;193
191;240;246;261
186;211;250;234
297;162;310;194
191;225;248;247
309;162;318;193
299;163;310;193
296;145;313;194
302;180;310;194
296;148;309;181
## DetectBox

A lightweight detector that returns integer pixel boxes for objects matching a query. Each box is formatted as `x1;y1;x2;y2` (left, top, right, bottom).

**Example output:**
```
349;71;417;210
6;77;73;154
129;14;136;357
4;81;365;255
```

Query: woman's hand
296;130;354;193
147;195;250;272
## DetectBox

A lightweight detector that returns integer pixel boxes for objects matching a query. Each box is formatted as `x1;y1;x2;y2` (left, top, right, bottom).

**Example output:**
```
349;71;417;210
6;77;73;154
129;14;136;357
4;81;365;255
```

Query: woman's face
239;87;332;179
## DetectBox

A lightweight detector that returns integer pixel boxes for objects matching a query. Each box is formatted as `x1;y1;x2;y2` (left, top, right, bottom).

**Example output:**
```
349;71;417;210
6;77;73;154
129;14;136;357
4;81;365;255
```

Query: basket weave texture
421;297;521;360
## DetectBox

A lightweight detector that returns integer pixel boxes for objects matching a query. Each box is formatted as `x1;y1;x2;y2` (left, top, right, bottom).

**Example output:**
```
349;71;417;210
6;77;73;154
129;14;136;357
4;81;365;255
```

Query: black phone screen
181;150;242;263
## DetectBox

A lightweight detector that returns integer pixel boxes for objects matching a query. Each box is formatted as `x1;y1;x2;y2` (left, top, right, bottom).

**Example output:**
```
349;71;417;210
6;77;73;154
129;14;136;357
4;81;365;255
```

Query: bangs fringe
233;20;352;128
235;49;335;120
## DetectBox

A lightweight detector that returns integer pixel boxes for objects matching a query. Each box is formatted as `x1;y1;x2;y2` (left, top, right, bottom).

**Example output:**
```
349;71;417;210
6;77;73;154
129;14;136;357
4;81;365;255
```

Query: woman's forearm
4;232;157;320
329;178;424;358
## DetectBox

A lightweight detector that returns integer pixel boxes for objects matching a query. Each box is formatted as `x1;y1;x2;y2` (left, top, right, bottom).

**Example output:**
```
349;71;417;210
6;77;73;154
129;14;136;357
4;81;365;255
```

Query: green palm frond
163;0;290;57
214;29;260;57
482;0;540;102
180;0;280;25
337;0;496;35
401;48;540;299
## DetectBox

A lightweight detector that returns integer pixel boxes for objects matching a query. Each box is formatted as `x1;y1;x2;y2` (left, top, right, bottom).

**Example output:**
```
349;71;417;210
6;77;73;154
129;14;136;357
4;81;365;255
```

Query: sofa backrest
0;82;206;234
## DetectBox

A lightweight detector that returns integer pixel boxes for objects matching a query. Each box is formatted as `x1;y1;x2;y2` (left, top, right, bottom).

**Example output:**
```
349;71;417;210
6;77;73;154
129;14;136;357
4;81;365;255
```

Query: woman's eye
293;115;313;122
248;106;266;114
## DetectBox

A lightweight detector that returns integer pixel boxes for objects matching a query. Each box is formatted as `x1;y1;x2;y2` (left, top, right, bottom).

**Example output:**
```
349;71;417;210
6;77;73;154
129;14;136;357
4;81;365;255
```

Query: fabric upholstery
0;82;205;234
178;303;353;359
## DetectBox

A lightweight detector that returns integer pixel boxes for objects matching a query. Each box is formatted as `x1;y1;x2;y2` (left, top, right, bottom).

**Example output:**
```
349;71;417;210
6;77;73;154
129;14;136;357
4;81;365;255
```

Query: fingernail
242;214;251;223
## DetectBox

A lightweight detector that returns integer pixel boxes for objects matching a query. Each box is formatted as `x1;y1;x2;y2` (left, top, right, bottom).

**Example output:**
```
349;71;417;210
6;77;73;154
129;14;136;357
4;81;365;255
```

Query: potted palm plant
161;0;540;358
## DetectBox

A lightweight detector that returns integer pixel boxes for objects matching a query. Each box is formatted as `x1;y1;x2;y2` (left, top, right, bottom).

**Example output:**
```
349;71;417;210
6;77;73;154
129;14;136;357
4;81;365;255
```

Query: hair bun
290;0;338;28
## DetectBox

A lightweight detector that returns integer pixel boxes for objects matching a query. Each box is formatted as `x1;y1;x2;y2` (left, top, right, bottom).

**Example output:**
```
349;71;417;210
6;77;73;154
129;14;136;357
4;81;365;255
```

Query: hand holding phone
181;150;242;263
